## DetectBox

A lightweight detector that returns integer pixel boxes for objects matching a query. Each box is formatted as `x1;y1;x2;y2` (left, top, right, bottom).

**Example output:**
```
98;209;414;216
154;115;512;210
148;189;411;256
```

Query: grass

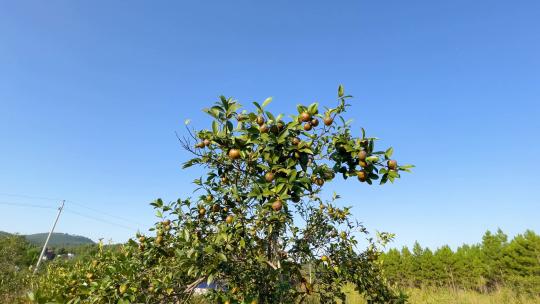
302;285;540;304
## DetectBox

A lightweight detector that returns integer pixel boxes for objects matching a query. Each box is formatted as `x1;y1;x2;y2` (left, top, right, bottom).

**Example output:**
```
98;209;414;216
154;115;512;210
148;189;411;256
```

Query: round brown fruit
228;149;241;160
199;208;206;216
206;194;213;202
256;115;265;126
265;172;275;182
388;160;398;170
138;236;145;242
310;118;319;127
300;112;311;122
225;215;234;224
357;171;367;182
291;137;301;146
259;124;269;133
221;176;229;184
195;142;205;148
203;139;211;146
212;204;220;212
359;160;368;168
277;121;285;131
323;116;333;126
303;122;312;131
272;200;283;211
315;178;324;186
358;150;367;161
156;236;163;245
163;219;171;226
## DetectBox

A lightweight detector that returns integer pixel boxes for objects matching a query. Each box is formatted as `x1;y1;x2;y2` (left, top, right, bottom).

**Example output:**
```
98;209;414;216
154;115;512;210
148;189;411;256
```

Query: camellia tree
30;86;412;304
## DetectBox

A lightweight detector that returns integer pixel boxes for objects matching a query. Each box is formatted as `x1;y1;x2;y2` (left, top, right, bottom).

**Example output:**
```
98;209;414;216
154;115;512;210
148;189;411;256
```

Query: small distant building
42;248;56;261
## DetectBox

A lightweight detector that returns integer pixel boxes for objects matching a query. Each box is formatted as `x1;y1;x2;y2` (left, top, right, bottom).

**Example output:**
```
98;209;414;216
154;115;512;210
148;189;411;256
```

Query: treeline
380;229;540;295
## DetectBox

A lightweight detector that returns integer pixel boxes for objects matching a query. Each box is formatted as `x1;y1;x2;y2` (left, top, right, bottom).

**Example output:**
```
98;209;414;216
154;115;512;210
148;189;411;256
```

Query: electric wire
0;192;147;227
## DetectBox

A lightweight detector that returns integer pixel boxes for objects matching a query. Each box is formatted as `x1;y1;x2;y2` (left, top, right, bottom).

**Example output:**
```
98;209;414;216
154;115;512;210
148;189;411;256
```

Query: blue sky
0;1;538;249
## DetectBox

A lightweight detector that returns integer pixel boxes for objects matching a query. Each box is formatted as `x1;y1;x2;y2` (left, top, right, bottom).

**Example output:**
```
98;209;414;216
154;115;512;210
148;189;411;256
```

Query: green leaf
253;101;263;112
338;85;344;97
212;121;218;134
385;147;394;159
262;97;272;108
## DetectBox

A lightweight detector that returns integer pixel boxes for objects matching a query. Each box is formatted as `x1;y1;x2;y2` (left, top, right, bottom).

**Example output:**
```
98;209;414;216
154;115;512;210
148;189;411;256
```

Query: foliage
0;234;38;303
380;229;540;296
30;86;412;303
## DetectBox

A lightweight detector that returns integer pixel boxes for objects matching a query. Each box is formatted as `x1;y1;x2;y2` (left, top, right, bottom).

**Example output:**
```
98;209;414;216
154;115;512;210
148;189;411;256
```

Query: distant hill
0;231;11;237
24;233;95;247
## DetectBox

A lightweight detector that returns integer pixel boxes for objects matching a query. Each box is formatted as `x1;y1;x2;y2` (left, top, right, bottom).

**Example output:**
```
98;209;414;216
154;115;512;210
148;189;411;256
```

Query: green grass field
367;289;539;304
301;285;540;304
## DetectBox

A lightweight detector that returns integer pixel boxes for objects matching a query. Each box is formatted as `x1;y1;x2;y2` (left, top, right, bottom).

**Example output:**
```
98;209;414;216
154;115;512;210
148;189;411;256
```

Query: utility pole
34;200;65;274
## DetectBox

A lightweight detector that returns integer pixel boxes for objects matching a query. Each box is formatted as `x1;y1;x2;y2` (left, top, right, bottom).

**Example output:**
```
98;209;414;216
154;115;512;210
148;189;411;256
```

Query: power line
0;200;142;232
0;201;58;210
63;209;139;232
0;192;147;227
66;200;146;227
0;192;62;201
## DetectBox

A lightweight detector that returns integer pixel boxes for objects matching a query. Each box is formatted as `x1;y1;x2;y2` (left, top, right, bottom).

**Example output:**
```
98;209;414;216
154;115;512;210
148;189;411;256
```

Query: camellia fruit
203;139;211;146
358;150;367;161
315;178;324;186
212;204;220;212
359;160;368;168
300;112;311;122
228;149;241;160
388;159;398;170
291;137;301;146
256;115;265;126
357;170;367;182
225;215;234;224
199;208;206;216
272;200;283;211
265;172;275;182
304;122;312;131
310;118;319;127
323;116;333;126
259;124;269;133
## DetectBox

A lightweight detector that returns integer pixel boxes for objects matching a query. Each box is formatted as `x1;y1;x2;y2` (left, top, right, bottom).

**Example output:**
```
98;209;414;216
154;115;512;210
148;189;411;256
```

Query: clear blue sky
1;1;538;249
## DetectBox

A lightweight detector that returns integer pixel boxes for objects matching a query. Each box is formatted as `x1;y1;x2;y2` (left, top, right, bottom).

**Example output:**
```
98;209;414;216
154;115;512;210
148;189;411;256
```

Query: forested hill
24;233;95;246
